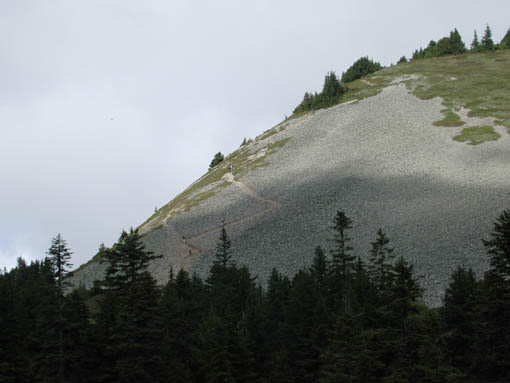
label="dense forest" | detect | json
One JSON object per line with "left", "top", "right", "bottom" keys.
{"left": 1, "top": 208, "right": 510, "bottom": 382}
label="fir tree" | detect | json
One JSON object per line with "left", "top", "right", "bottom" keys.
{"left": 481, "top": 24, "right": 494, "bottom": 51}
{"left": 441, "top": 266, "right": 480, "bottom": 379}
{"left": 483, "top": 209, "right": 510, "bottom": 278}
{"left": 46, "top": 234, "right": 73, "bottom": 383}
{"left": 213, "top": 225, "right": 233, "bottom": 269}
{"left": 330, "top": 211, "right": 355, "bottom": 281}
{"left": 341, "top": 57, "right": 382, "bottom": 83}
{"left": 368, "top": 228, "right": 396, "bottom": 292}
{"left": 471, "top": 30, "right": 480, "bottom": 52}
{"left": 320, "top": 309, "right": 362, "bottom": 383}
{"left": 98, "top": 228, "right": 164, "bottom": 382}
{"left": 209, "top": 152, "right": 224, "bottom": 170}
{"left": 500, "top": 28, "right": 510, "bottom": 50}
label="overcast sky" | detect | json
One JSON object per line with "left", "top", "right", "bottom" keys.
{"left": 1, "top": 0, "right": 509, "bottom": 270}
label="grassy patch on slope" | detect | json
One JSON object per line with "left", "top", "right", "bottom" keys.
{"left": 292, "top": 50, "right": 510, "bottom": 132}
{"left": 432, "top": 109, "right": 465, "bottom": 127}
{"left": 453, "top": 126, "right": 501, "bottom": 145}
{"left": 139, "top": 135, "right": 291, "bottom": 232}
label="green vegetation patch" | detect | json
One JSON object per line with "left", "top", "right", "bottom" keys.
{"left": 290, "top": 50, "right": 510, "bottom": 132}
{"left": 433, "top": 109, "right": 465, "bottom": 127}
{"left": 140, "top": 136, "right": 292, "bottom": 231}
{"left": 453, "top": 125, "right": 501, "bottom": 145}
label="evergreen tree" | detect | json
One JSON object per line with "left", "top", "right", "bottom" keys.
{"left": 341, "top": 57, "right": 382, "bottom": 83}
{"left": 441, "top": 266, "right": 480, "bottom": 380}
{"left": 481, "top": 24, "right": 494, "bottom": 51}
{"left": 330, "top": 211, "right": 355, "bottom": 282}
{"left": 47, "top": 234, "right": 72, "bottom": 294}
{"left": 61, "top": 290, "right": 94, "bottom": 383}
{"left": 368, "top": 228, "right": 396, "bottom": 292}
{"left": 209, "top": 152, "right": 224, "bottom": 170}
{"left": 500, "top": 28, "right": 510, "bottom": 50}
{"left": 397, "top": 56, "right": 407, "bottom": 64}
{"left": 448, "top": 28, "right": 467, "bottom": 54}
{"left": 320, "top": 309, "right": 362, "bottom": 383}
{"left": 97, "top": 228, "right": 164, "bottom": 382}
{"left": 310, "top": 246, "right": 328, "bottom": 288}
{"left": 478, "top": 209, "right": 510, "bottom": 381}
{"left": 101, "top": 228, "right": 161, "bottom": 291}
{"left": 213, "top": 225, "right": 233, "bottom": 269}
{"left": 322, "top": 71, "right": 344, "bottom": 100}
{"left": 483, "top": 209, "right": 510, "bottom": 278}
{"left": 471, "top": 30, "right": 480, "bottom": 52}
{"left": 46, "top": 234, "right": 73, "bottom": 383}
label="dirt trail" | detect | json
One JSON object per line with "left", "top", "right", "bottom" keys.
{"left": 164, "top": 173, "right": 281, "bottom": 270}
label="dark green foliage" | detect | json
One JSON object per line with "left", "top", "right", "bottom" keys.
{"left": 47, "top": 234, "right": 72, "bottom": 294}
{"left": 413, "top": 28, "right": 467, "bottom": 60}
{"left": 397, "top": 56, "right": 407, "bottom": 64}
{"left": 213, "top": 225, "right": 233, "bottom": 269}
{"left": 481, "top": 24, "right": 495, "bottom": 51}
{"left": 96, "top": 228, "right": 165, "bottom": 382}
{"left": 341, "top": 56, "right": 382, "bottom": 83}
{"left": 330, "top": 210, "right": 355, "bottom": 281}
{"left": 320, "top": 309, "right": 363, "bottom": 383}
{"left": 5, "top": 209, "right": 510, "bottom": 382}
{"left": 441, "top": 267, "right": 480, "bottom": 379}
{"left": 209, "top": 152, "right": 224, "bottom": 170}
{"left": 483, "top": 209, "right": 510, "bottom": 278}
{"left": 46, "top": 234, "right": 73, "bottom": 383}
{"left": 471, "top": 30, "right": 481, "bottom": 52}
{"left": 101, "top": 228, "right": 161, "bottom": 290}
{"left": 293, "top": 72, "right": 346, "bottom": 114}
{"left": 368, "top": 228, "right": 396, "bottom": 292}
{"left": 500, "top": 28, "right": 510, "bottom": 50}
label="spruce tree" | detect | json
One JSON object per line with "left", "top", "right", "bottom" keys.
{"left": 209, "top": 152, "right": 225, "bottom": 170}
{"left": 368, "top": 228, "right": 396, "bottom": 292}
{"left": 471, "top": 30, "right": 480, "bottom": 52}
{"left": 481, "top": 24, "right": 494, "bottom": 51}
{"left": 478, "top": 209, "right": 510, "bottom": 380}
{"left": 213, "top": 225, "right": 233, "bottom": 269}
{"left": 46, "top": 234, "right": 73, "bottom": 383}
{"left": 500, "top": 28, "right": 510, "bottom": 50}
{"left": 330, "top": 211, "right": 355, "bottom": 281}
{"left": 441, "top": 266, "right": 480, "bottom": 379}
{"left": 320, "top": 308, "right": 364, "bottom": 383}
{"left": 98, "top": 228, "right": 164, "bottom": 382}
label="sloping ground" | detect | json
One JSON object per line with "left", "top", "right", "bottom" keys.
{"left": 69, "top": 52, "right": 510, "bottom": 306}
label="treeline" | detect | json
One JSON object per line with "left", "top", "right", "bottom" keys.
{"left": 293, "top": 24, "right": 510, "bottom": 116}
{"left": 293, "top": 57, "right": 381, "bottom": 115}
{"left": 411, "top": 25, "right": 510, "bottom": 60}
{"left": 1, "top": 209, "right": 510, "bottom": 382}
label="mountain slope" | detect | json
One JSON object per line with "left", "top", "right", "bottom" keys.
{"left": 70, "top": 50, "right": 510, "bottom": 305}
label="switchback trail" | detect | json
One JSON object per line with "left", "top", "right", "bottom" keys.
{"left": 164, "top": 173, "right": 281, "bottom": 270}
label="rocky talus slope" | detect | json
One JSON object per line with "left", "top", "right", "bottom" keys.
{"left": 70, "top": 83, "right": 510, "bottom": 306}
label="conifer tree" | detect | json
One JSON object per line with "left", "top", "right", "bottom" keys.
{"left": 441, "top": 266, "right": 480, "bottom": 378}
{"left": 483, "top": 209, "right": 510, "bottom": 278}
{"left": 310, "top": 246, "right": 328, "bottom": 287}
{"left": 98, "top": 228, "right": 164, "bottom": 382}
{"left": 213, "top": 225, "right": 233, "bottom": 269}
{"left": 481, "top": 24, "right": 494, "bottom": 51}
{"left": 330, "top": 211, "right": 355, "bottom": 281}
{"left": 209, "top": 152, "right": 224, "bottom": 170}
{"left": 320, "top": 308, "right": 362, "bottom": 383}
{"left": 46, "top": 234, "right": 73, "bottom": 383}
{"left": 368, "top": 228, "right": 396, "bottom": 292}
{"left": 500, "top": 28, "right": 510, "bottom": 49}
{"left": 478, "top": 209, "right": 510, "bottom": 380}
{"left": 471, "top": 30, "right": 480, "bottom": 52}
